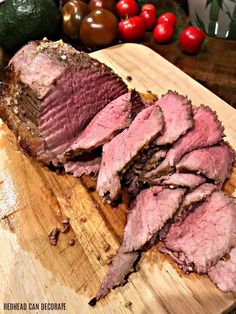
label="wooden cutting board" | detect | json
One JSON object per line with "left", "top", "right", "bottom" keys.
{"left": 0, "top": 44, "right": 235, "bottom": 314}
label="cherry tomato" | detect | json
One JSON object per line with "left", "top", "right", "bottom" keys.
{"left": 180, "top": 26, "right": 205, "bottom": 54}
{"left": 116, "top": 0, "right": 139, "bottom": 19}
{"left": 88, "top": 0, "right": 116, "bottom": 13}
{"left": 80, "top": 9, "right": 119, "bottom": 47}
{"left": 157, "top": 12, "right": 177, "bottom": 28}
{"left": 119, "top": 16, "right": 145, "bottom": 42}
{"left": 141, "top": 4, "right": 156, "bottom": 16}
{"left": 153, "top": 22, "right": 174, "bottom": 43}
{"left": 62, "top": 0, "right": 91, "bottom": 40}
{"left": 140, "top": 10, "right": 156, "bottom": 31}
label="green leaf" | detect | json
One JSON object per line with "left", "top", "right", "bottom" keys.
{"left": 216, "top": 0, "right": 223, "bottom": 9}
{"left": 205, "top": 0, "right": 214, "bottom": 8}
{"left": 195, "top": 12, "right": 206, "bottom": 32}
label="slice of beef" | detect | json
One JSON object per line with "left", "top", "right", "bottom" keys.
{"left": 124, "top": 148, "right": 167, "bottom": 197}
{"left": 148, "top": 173, "right": 206, "bottom": 189}
{"left": 176, "top": 142, "right": 235, "bottom": 184}
{"left": 181, "top": 183, "right": 218, "bottom": 208}
{"left": 158, "top": 183, "right": 218, "bottom": 242}
{"left": 125, "top": 146, "right": 162, "bottom": 180}
{"left": 64, "top": 153, "right": 101, "bottom": 179}
{"left": 165, "top": 191, "right": 236, "bottom": 273}
{"left": 123, "top": 186, "right": 185, "bottom": 252}
{"left": 64, "top": 91, "right": 143, "bottom": 159}
{"left": 95, "top": 247, "right": 139, "bottom": 301}
{"left": 136, "top": 90, "right": 193, "bottom": 185}
{"left": 142, "top": 148, "right": 168, "bottom": 172}
{"left": 127, "top": 148, "right": 168, "bottom": 196}
{"left": 129, "top": 89, "right": 145, "bottom": 118}
{"left": 127, "top": 175, "right": 140, "bottom": 196}
{"left": 153, "top": 105, "right": 224, "bottom": 176}
{"left": 97, "top": 105, "right": 163, "bottom": 201}
{"left": 2, "top": 39, "right": 127, "bottom": 164}
{"left": 155, "top": 91, "right": 193, "bottom": 145}
{"left": 208, "top": 247, "right": 236, "bottom": 293}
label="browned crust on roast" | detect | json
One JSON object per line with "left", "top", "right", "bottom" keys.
{"left": 0, "top": 95, "right": 44, "bottom": 160}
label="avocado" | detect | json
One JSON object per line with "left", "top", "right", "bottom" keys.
{"left": 0, "top": 0, "right": 60, "bottom": 51}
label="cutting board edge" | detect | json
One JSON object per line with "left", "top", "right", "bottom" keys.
{"left": 92, "top": 43, "right": 235, "bottom": 112}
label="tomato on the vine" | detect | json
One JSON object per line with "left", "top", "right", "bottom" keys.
{"left": 180, "top": 26, "right": 205, "bottom": 54}
{"left": 157, "top": 12, "right": 177, "bottom": 28}
{"left": 140, "top": 10, "right": 156, "bottom": 31}
{"left": 119, "top": 16, "right": 145, "bottom": 42}
{"left": 141, "top": 4, "right": 156, "bottom": 15}
{"left": 116, "top": 0, "right": 139, "bottom": 19}
{"left": 153, "top": 22, "right": 174, "bottom": 43}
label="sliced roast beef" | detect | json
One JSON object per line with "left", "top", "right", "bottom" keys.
{"left": 181, "top": 183, "right": 218, "bottom": 208}
{"left": 124, "top": 148, "right": 167, "bottom": 197}
{"left": 63, "top": 92, "right": 145, "bottom": 178}
{"left": 131, "top": 90, "right": 193, "bottom": 187}
{"left": 141, "top": 148, "right": 168, "bottom": 172}
{"left": 148, "top": 173, "right": 206, "bottom": 189}
{"left": 153, "top": 105, "right": 224, "bottom": 176}
{"left": 155, "top": 91, "right": 193, "bottom": 145}
{"left": 64, "top": 91, "right": 143, "bottom": 159}
{"left": 176, "top": 142, "right": 235, "bottom": 184}
{"left": 158, "top": 183, "right": 218, "bottom": 242}
{"left": 97, "top": 105, "right": 163, "bottom": 201}
{"left": 129, "top": 89, "right": 145, "bottom": 118}
{"left": 64, "top": 154, "right": 101, "bottom": 179}
{"left": 123, "top": 186, "right": 185, "bottom": 252}
{"left": 208, "top": 247, "right": 236, "bottom": 293}
{"left": 64, "top": 93, "right": 132, "bottom": 157}
{"left": 2, "top": 39, "right": 127, "bottom": 164}
{"left": 95, "top": 247, "right": 139, "bottom": 301}
{"left": 165, "top": 191, "right": 236, "bottom": 273}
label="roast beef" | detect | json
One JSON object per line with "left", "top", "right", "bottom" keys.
{"left": 126, "top": 89, "right": 193, "bottom": 190}
{"left": 64, "top": 91, "right": 142, "bottom": 159}
{"left": 165, "top": 191, "right": 236, "bottom": 273}
{"left": 1, "top": 39, "right": 127, "bottom": 164}
{"left": 95, "top": 247, "right": 139, "bottom": 301}
{"left": 181, "top": 183, "right": 218, "bottom": 208}
{"left": 153, "top": 105, "right": 224, "bottom": 176}
{"left": 176, "top": 142, "right": 235, "bottom": 184}
{"left": 124, "top": 148, "right": 167, "bottom": 197}
{"left": 158, "top": 183, "right": 218, "bottom": 242}
{"left": 141, "top": 148, "right": 168, "bottom": 173}
{"left": 208, "top": 247, "right": 236, "bottom": 293}
{"left": 64, "top": 154, "right": 101, "bottom": 179}
{"left": 155, "top": 91, "right": 193, "bottom": 145}
{"left": 147, "top": 173, "right": 206, "bottom": 189}
{"left": 97, "top": 105, "right": 163, "bottom": 201}
{"left": 123, "top": 186, "right": 185, "bottom": 252}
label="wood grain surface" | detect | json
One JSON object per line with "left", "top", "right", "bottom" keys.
{"left": 144, "top": 35, "right": 236, "bottom": 110}
{"left": 0, "top": 44, "right": 235, "bottom": 314}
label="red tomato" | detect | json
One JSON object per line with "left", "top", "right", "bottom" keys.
{"left": 140, "top": 10, "right": 156, "bottom": 31}
{"left": 157, "top": 12, "right": 177, "bottom": 27}
{"left": 119, "top": 16, "right": 145, "bottom": 42}
{"left": 180, "top": 26, "right": 205, "bottom": 54}
{"left": 153, "top": 22, "right": 174, "bottom": 43}
{"left": 141, "top": 4, "right": 156, "bottom": 15}
{"left": 116, "top": 0, "right": 139, "bottom": 19}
